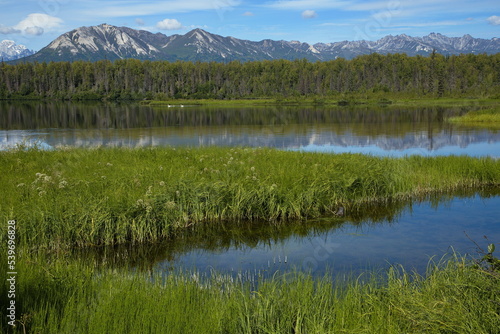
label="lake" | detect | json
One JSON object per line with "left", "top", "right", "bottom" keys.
{"left": 2, "top": 101, "right": 499, "bottom": 276}
{"left": 1, "top": 101, "right": 499, "bottom": 157}
{"left": 69, "top": 190, "right": 500, "bottom": 278}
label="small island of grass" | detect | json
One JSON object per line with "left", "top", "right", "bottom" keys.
{"left": 448, "top": 108, "right": 500, "bottom": 128}
{"left": 1, "top": 146, "right": 499, "bottom": 250}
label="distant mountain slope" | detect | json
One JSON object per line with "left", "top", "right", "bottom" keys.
{"left": 12, "top": 24, "right": 500, "bottom": 63}
{"left": 0, "top": 40, "right": 35, "bottom": 61}
{"left": 25, "top": 24, "right": 168, "bottom": 62}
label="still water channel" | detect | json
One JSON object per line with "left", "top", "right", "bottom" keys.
{"left": 1, "top": 101, "right": 499, "bottom": 157}
{"left": 2, "top": 101, "right": 499, "bottom": 276}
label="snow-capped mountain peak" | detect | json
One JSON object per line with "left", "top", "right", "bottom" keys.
{"left": 0, "top": 40, "right": 35, "bottom": 61}
{"left": 12, "top": 24, "right": 500, "bottom": 63}
{"left": 45, "top": 23, "right": 162, "bottom": 59}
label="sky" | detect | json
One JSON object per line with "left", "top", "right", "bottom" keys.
{"left": 0, "top": 0, "right": 499, "bottom": 51}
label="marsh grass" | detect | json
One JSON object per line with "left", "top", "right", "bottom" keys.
{"left": 1, "top": 252, "right": 499, "bottom": 333}
{"left": 448, "top": 108, "right": 500, "bottom": 128}
{"left": 1, "top": 146, "right": 499, "bottom": 249}
{"left": 142, "top": 97, "right": 500, "bottom": 108}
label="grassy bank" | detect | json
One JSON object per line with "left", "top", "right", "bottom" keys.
{"left": 1, "top": 147, "right": 499, "bottom": 249}
{"left": 141, "top": 97, "right": 364, "bottom": 107}
{"left": 448, "top": 108, "right": 500, "bottom": 128}
{"left": 1, "top": 253, "right": 499, "bottom": 333}
{"left": 141, "top": 97, "right": 500, "bottom": 107}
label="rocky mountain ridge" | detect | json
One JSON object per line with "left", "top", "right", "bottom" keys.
{"left": 12, "top": 24, "right": 500, "bottom": 63}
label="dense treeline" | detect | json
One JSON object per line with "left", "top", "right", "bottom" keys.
{"left": 1, "top": 53, "right": 499, "bottom": 100}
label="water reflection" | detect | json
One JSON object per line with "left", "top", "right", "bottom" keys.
{"left": 1, "top": 101, "right": 499, "bottom": 157}
{"left": 70, "top": 189, "right": 500, "bottom": 276}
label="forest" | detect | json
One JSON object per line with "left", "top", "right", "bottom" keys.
{"left": 1, "top": 52, "right": 499, "bottom": 100}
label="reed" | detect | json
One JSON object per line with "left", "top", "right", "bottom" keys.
{"left": 142, "top": 97, "right": 500, "bottom": 108}
{"left": 1, "top": 146, "right": 499, "bottom": 249}
{"left": 448, "top": 108, "right": 500, "bottom": 128}
{"left": 1, "top": 252, "right": 499, "bottom": 333}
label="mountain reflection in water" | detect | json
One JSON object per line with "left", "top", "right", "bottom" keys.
{"left": 0, "top": 101, "right": 499, "bottom": 157}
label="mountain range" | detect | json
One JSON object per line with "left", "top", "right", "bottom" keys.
{"left": 10, "top": 23, "right": 500, "bottom": 63}
{"left": 0, "top": 40, "right": 35, "bottom": 61}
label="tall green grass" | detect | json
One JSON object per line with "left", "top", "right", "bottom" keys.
{"left": 1, "top": 146, "right": 499, "bottom": 249}
{"left": 142, "top": 97, "right": 500, "bottom": 108}
{"left": 1, "top": 252, "right": 499, "bottom": 333}
{"left": 448, "top": 108, "right": 500, "bottom": 128}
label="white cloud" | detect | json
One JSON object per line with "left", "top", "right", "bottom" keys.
{"left": 135, "top": 18, "right": 145, "bottom": 26}
{"left": 0, "top": 13, "right": 62, "bottom": 36}
{"left": 487, "top": 15, "right": 500, "bottom": 25}
{"left": 302, "top": 10, "right": 317, "bottom": 18}
{"left": 14, "top": 13, "right": 63, "bottom": 35}
{"left": 24, "top": 26, "right": 44, "bottom": 36}
{"left": 0, "top": 25, "right": 20, "bottom": 34}
{"left": 243, "top": 11, "right": 254, "bottom": 16}
{"left": 156, "top": 18, "right": 183, "bottom": 30}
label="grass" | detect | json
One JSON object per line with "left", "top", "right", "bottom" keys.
{"left": 142, "top": 97, "right": 351, "bottom": 107}
{"left": 1, "top": 146, "right": 499, "bottom": 249}
{"left": 448, "top": 108, "right": 500, "bottom": 128}
{"left": 141, "top": 96, "right": 500, "bottom": 108}
{"left": 1, "top": 252, "right": 499, "bottom": 333}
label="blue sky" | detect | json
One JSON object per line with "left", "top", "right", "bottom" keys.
{"left": 1, "top": 0, "right": 499, "bottom": 51}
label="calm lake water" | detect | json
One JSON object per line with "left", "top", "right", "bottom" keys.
{"left": 2, "top": 101, "right": 499, "bottom": 276}
{"left": 73, "top": 191, "right": 500, "bottom": 277}
{"left": 1, "top": 101, "right": 499, "bottom": 157}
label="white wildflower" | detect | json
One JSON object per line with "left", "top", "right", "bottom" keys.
{"left": 165, "top": 201, "right": 176, "bottom": 209}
